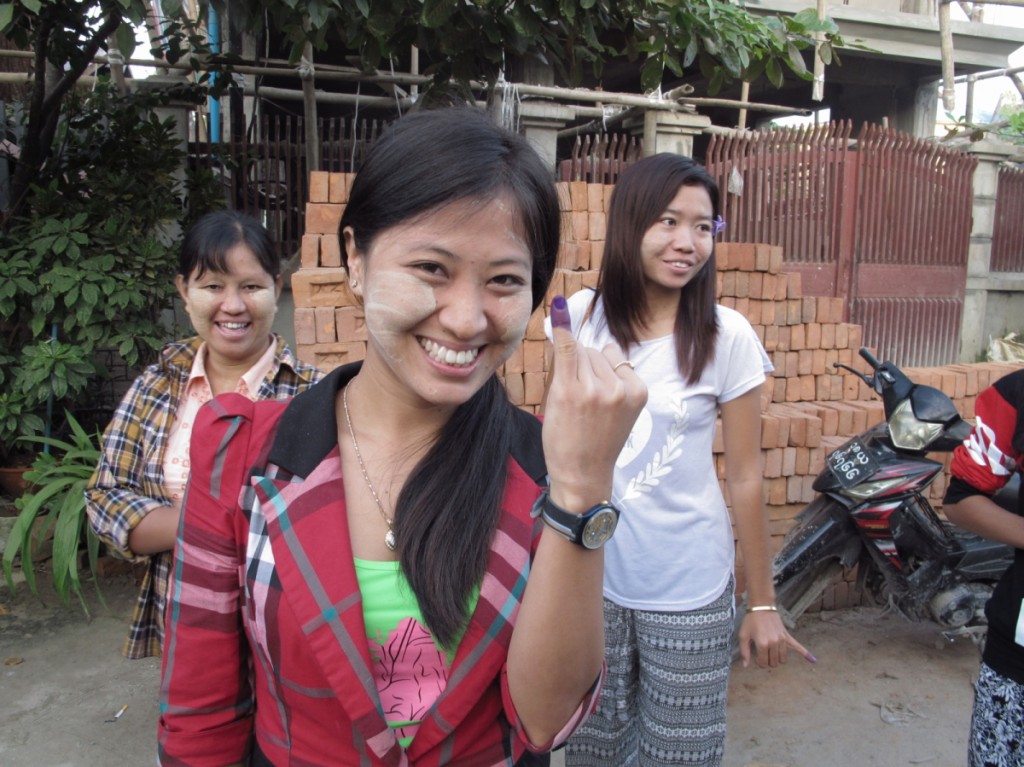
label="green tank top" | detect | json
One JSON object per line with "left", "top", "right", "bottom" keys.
{"left": 354, "top": 558, "right": 479, "bottom": 747}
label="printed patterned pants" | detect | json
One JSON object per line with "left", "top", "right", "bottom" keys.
{"left": 968, "top": 661, "right": 1024, "bottom": 767}
{"left": 564, "top": 581, "right": 735, "bottom": 766}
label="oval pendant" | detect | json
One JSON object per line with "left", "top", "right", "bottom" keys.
{"left": 385, "top": 529, "right": 397, "bottom": 551}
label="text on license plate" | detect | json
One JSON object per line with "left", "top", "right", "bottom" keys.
{"left": 827, "top": 440, "right": 880, "bottom": 489}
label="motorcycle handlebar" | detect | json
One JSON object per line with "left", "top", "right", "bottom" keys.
{"left": 859, "top": 347, "right": 882, "bottom": 370}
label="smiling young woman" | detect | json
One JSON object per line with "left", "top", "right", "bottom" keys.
{"left": 157, "top": 108, "right": 647, "bottom": 767}
{"left": 85, "top": 211, "right": 323, "bottom": 661}
{"left": 554, "top": 154, "right": 814, "bottom": 767}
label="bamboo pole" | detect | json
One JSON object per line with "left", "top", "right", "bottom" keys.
{"left": 813, "top": 0, "right": 826, "bottom": 102}
{"left": 0, "top": 47, "right": 815, "bottom": 118}
{"left": 939, "top": 0, "right": 956, "bottom": 111}
{"left": 953, "top": 63, "right": 1024, "bottom": 82}
{"left": 676, "top": 96, "right": 812, "bottom": 115}
{"left": 106, "top": 35, "right": 128, "bottom": 96}
{"left": 965, "top": 73, "right": 975, "bottom": 123}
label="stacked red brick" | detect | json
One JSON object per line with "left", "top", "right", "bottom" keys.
{"left": 292, "top": 171, "right": 1022, "bottom": 611}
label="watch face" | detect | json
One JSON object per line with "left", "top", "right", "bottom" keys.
{"left": 581, "top": 508, "right": 619, "bottom": 549}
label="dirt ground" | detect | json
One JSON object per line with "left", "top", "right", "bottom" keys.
{"left": 0, "top": 570, "right": 981, "bottom": 767}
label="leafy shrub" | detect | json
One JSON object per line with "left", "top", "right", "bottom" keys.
{"left": 0, "top": 83, "right": 213, "bottom": 461}
{"left": 2, "top": 413, "right": 103, "bottom": 612}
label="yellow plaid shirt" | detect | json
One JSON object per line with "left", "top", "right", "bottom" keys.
{"left": 84, "top": 335, "right": 322, "bottom": 658}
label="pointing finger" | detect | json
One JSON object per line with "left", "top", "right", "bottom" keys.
{"left": 788, "top": 634, "right": 817, "bottom": 664}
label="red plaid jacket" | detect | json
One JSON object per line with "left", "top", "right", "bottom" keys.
{"left": 158, "top": 365, "right": 600, "bottom": 766}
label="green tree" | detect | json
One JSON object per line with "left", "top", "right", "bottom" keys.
{"left": 207, "top": 0, "right": 843, "bottom": 97}
{"left": 0, "top": 84, "right": 195, "bottom": 458}
{"left": 0, "top": 2, "right": 219, "bottom": 460}
{"left": 0, "top": 0, "right": 151, "bottom": 218}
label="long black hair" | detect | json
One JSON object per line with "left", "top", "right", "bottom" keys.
{"left": 596, "top": 153, "right": 721, "bottom": 384}
{"left": 340, "top": 107, "right": 560, "bottom": 646}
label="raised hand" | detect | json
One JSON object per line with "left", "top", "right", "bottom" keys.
{"left": 542, "top": 295, "right": 647, "bottom": 512}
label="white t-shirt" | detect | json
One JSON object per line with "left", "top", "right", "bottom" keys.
{"left": 547, "top": 290, "right": 773, "bottom": 611}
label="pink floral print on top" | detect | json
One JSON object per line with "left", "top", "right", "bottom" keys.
{"left": 370, "top": 616, "right": 449, "bottom": 742}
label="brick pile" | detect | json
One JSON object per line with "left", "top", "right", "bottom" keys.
{"left": 291, "top": 171, "right": 1022, "bottom": 611}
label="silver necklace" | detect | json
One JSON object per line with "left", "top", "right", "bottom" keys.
{"left": 342, "top": 384, "right": 397, "bottom": 551}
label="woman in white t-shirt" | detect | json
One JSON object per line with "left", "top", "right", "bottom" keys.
{"left": 557, "top": 154, "right": 814, "bottom": 767}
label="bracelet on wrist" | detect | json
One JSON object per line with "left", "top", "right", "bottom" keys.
{"left": 747, "top": 604, "right": 778, "bottom": 613}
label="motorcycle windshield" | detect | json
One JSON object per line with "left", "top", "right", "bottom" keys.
{"left": 910, "top": 384, "right": 961, "bottom": 424}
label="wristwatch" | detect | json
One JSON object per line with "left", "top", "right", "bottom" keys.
{"left": 530, "top": 490, "right": 620, "bottom": 549}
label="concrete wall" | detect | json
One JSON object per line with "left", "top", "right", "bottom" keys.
{"left": 960, "top": 141, "right": 1024, "bottom": 362}
{"left": 985, "top": 289, "right": 1024, "bottom": 345}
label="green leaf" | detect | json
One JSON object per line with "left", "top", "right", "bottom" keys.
{"left": 81, "top": 282, "right": 100, "bottom": 306}
{"left": 786, "top": 42, "right": 808, "bottom": 76}
{"left": 640, "top": 56, "right": 664, "bottom": 93}
{"left": 52, "top": 487, "right": 88, "bottom": 603}
{"left": 766, "top": 57, "right": 784, "bottom": 88}
{"left": 421, "top": 0, "right": 455, "bottom": 28}
{"left": 114, "top": 23, "right": 137, "bottom": 61}
{"left": 682, "top": 35, "right": 698, "bottom": 68}
{"left": 819, "top": 41, "right": 833, "bottom": 66}
{"left": 307, "top": 1, "right": 330, "bottom": 29}
{"left": 3, "top": 479, "right": 68, "bottom": 592}
{"left": 791, "top": 9, "right": 820, "bottom": 28}
{"left": 0, "top": 4, "right": 15, "bottom": 32}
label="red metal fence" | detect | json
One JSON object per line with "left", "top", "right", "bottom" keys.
{"left": 705, "top": 122, "right": 977, "bottom": 367}
{"left": 992, "top": 165, "right": 1024, "bottom": 273}
{"left": 558, "top": 132, "right": 643, "bottom": 183}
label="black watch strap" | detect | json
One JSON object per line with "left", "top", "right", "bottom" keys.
{"left": 530, "top": 490, "right": 620, "bottom": 549}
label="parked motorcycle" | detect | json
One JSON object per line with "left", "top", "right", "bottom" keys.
{"left": 768, "top": 347, "right": 1015, "bottom": 646}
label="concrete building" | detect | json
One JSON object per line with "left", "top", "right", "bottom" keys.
{"left": 677, "top": 0, "right": 1024, "bottom": 137}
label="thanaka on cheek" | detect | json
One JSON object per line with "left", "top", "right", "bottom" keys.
{"left": 363, "top": 271, "right": 437, "bottom": 364}
{"left": 495, "top": 293, "right": 533, "bottom": 359}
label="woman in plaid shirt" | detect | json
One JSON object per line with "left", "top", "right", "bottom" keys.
{"left": 85, "top": 210, "right": 323, "bottom": 659}
{"left": 157, "top": 108, "right": 647, "bottom": 766}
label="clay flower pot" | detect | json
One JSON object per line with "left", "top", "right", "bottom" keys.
{"left": 0, "top": 465, "right": 33, "bottom": 500}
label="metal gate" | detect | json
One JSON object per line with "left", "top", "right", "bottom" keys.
{"left": 705, "top": 122, "right": 977, "bottom": 367}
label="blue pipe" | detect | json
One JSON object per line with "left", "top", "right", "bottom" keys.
{"left": 208, "top": 6, "right": 221, "bottom": 143}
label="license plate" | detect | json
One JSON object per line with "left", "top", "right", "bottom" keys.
{"left": 827, "top": 439, "right": 880, "bottom": 489}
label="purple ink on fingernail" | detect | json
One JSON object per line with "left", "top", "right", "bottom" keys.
{"left": 551, "top": 295, "right": 571, "bottom": 332}
{"left": 806, "top": 653, "right": 817, "bottom": 664}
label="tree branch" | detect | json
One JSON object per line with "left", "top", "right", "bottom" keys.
{"left": 40, "top": 11, "right": 124, "bottom": 118}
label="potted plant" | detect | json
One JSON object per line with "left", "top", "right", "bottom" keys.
{"left": 0, "top": 390, "right": 46, "bottom": 497}
{"left": 2, "top": 412, "right": 103, "bottom": 612}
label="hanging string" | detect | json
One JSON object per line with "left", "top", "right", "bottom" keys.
{"left": 389, "top": 57, "right": 403, "bottom": 117}
{"left": 496, "top": 73, "right": 521, "bottom": 133}
{"left": 601, "top": 104, "right": 616, "bottom": 131}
